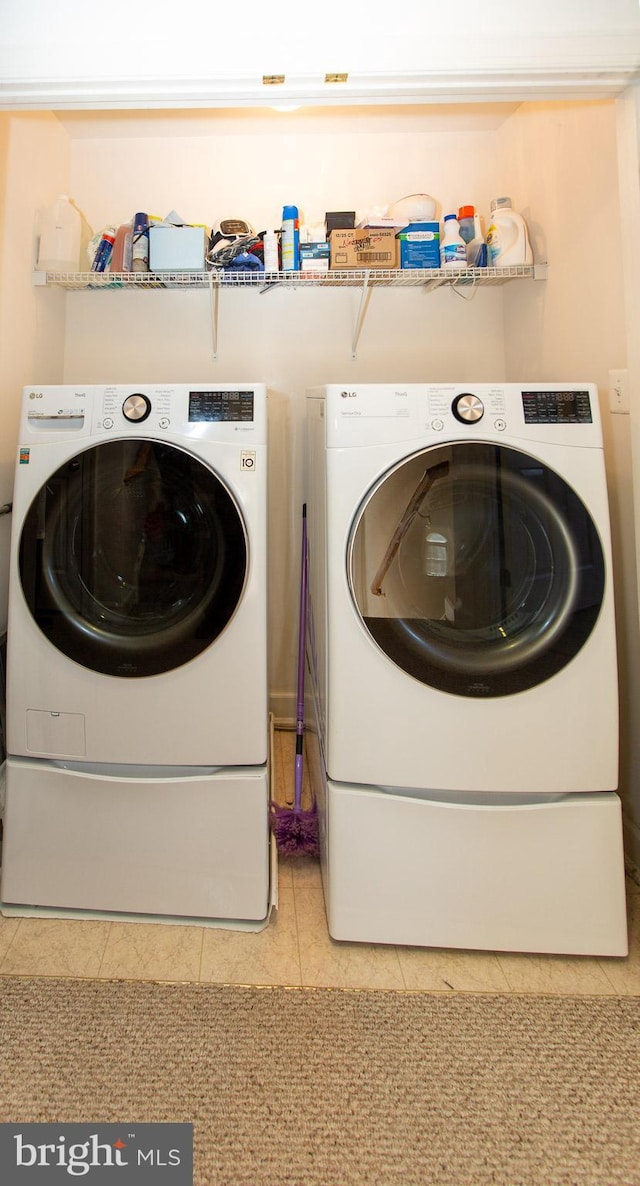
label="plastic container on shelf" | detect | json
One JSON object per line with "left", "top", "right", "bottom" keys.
{"left": 36, "top": 194, "right": 81, "bottom": 272}
{"left": 388, "top": 194, "right": 438, "bottom": 224}
{"left": 110, "top": 222, "right": 133, "bottom": 271}
{"left": 466, "top": 212, "right": 487, "bottom": 267}
{"left": 263, "top": 229, "right": 279, "bottom": 272}
{"left": 90, "top": 227, "right": 116, "bottom": 273}
{"left": 486, "top": 197, "right": 533, "bottom": 266}
{"left": 132, "top": 212, "right": 150, "bottom": 272}
{"left": 281, "top": 205, "right": 300, "bottom": 272}
{"left": 457, "top": 205, "right": 475, "bottom": 246}
{"left": 440, "top": 214, "right": 467, "bottom": 269}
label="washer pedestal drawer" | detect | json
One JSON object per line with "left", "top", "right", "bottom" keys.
{"left": 1, "top": 756, "right": 271, "bottom": 924}
{"left": 322, "top": 778, "right": 628, "bottom": 956}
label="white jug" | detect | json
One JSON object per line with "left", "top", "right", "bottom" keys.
{"left": 36, "top": 194, "right": 81, "bottom": 272}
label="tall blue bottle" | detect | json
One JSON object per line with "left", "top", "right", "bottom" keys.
{"left": 281, "top": 205, "right": 300, "bottom": 271}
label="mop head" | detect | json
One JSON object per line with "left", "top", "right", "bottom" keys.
{"left": 270, "top": 801, "right": 319, "bottom": 857}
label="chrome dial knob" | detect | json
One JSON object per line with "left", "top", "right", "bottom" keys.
{"left": 452, "top": 393, "right": 484, "bottom": 423}
{"left": 122, "top": 393, "right": 151, "bottom": 422}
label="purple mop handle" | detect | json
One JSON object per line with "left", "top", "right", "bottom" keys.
{"left": 294, "top": 504, "right": 308, "bottom": 811}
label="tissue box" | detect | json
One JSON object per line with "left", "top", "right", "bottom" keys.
{"left": 330, "top": 228, "right": 398, "bottom": 269}
{"left": 149, "top": 225, "right": 207, "bottom": 272}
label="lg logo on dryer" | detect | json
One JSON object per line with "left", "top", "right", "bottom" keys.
{"left": 340, "top": 390, "right": 357, "bottom": 398}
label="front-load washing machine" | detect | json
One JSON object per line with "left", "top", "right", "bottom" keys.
{"left": 1, "top": 383, "right": 270, "bottom": 923}
{"left": 305, "top": 382, "right": 628, "bottom": 955}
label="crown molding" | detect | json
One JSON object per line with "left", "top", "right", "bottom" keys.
{"left": 0, "top": 37, "right": 638, "bottom": 110}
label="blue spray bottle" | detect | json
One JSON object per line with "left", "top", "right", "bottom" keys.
{"left": 281, "top": 205, "right": 300, "bottom": 271}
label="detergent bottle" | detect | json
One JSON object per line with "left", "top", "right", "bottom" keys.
{"left": 486, "top": 197, "right": 533, "bottom": 266}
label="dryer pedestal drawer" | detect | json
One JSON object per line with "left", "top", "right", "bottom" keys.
{"left": 1, "top": 756, "right": 270, "bottom": 924}
{"left": 323, "top": 779, "right": 628, "bottom": 956}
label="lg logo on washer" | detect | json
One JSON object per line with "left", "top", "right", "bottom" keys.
{"left": 340, "top": 390, "right": 357, "bottom": 398}
{"left": 28, "top": 391, "right": 43, "bottom": 399}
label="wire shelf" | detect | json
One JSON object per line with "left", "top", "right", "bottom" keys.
{"left": 34, "top": 265, "right": 540, "bottom": 291}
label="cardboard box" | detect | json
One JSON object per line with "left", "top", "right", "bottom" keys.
{"left": 330, "top": 228, "right": 398, "bottom": 269}
{"left": 149, "top": 225, "right": 207, "bottom": 272}
{"left": 397, "top": 222, "right": 441, "bottom": 268}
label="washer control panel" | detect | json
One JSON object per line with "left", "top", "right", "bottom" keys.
{"left": 19, "top": 384, "right": 267, "bottom": 444}
{"left": 95, "top": 385, "right": 261, "bottom": 438}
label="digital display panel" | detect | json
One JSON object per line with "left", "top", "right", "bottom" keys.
{"left": 188, "top": 390, "right": 254, "bottom": 423}
{"left": 522, "top": 390, "right": 592, "bottom": 425}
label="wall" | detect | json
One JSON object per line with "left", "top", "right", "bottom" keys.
{"left": 0, "top": 111, "right": 71, "bottom": 630}
{"left": 496, "top": 98, "right": 640, "bottom": 861}
{"left": 616, "top": 86, "right": 640, "bottom": 867}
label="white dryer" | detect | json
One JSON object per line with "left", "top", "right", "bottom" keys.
{"left": 1, "top": 383, "right": 270, "bottom": 923}
{"left": 305, "top": 383, "right": 628, "bottom": 955}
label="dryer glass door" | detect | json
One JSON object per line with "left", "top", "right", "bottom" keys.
{"left": 19, "top": 439, "right": 248, "bottom": 677}
{"left": 347, "top": 442, "right": 605, "bottom": 697}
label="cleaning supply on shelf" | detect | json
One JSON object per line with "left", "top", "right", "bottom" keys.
{"left": 486, "top": 197, "right": 533, "bottom": 266}
{"left": 36, "top": 194, "right": 81, "bottom": 272}
{"left": 90, "top": 226, "right": 116, "bottom": 273}
{"left": 440, "top": 214, "right": 467, "bottom": 269}
{"left": 132, "top": 212, "right": 150, "bottom": 272}
{"left": 281, "top": 205, "right": 300, "bottom": 272}
{"left": 457, "top": 205, "right": 475, "bottom": 248}
{"left": 397, "top": 221, "right": 441, "bottom": 268}
{"left": 110, "top": 221, "right": 133, "bottom": 271}
{"left": 466, "top": 212, "right": 488, "bottom": 267}
{"left": 263, "top": 229, "right": 279, "bottom": 273}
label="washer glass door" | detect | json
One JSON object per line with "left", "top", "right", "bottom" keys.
{"left": 347, "top": 442, "right": 605, "bottom": 697}
{"left": 19, "top": 439, "right": 248, "bottom": 677}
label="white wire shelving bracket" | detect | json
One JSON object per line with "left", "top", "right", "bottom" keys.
{"left": 33, "top": 264, "right": 547, "bottom": 359}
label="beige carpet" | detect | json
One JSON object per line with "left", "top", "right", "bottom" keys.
{"left": 1, "top": 977, "right": 639, "bottom": 1186}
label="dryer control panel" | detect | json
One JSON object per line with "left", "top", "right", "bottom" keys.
{"left": 316, "top": 383, "right": 602, "bottom": 450}
{"left": 521, "top": 389, "right": 593, "bottom": 424}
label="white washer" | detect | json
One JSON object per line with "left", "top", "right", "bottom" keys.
{"left": 1, "top": 383, "right": 270, "bottom": 923}
{"left": 305, "top": 382, "right": 628, "bottom": 955}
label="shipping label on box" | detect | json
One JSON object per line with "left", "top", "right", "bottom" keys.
{"left": 330, "top": 228, "right": 398, "bottom": 269}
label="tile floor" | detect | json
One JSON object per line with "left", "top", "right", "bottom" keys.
{"left": 0, "top": 729, "right": 639, "bottom": 995}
